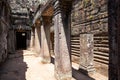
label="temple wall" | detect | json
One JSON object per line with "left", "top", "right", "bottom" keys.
{"left": 0, "top": 1, "right": 11, "bottom": 63}
{"left": 71, "top": 0, "right": 108, "bottom": 76}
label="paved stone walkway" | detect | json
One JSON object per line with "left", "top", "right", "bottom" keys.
{"left": 0, "top": 50, "right": 56, "bottom": 80}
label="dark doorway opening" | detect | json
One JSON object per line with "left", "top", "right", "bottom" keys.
{"left": 16, "top": 32, "right": 27, "bottom": 50}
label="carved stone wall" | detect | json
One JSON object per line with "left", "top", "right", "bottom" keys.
{"left": 71, "top": 0, "right": 109, "bottom": 76}
{"left": 71, "top": 0, "right": 108, "bottom": 35}
{"left": 0, "top": 21, "right": 8, "bottom": 63}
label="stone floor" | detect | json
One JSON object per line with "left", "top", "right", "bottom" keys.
{"left": 0, "top": 50, "right": 108, "bottom": 80}
{"left": 0, "top": 50, "right": 56, "bottom": 80}
{"left": 72, "top": 63, "right": 108, "bottom": 80}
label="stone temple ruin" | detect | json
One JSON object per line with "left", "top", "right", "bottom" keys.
{"left": 0, "top": 0, "right": 120, "bottom": 80}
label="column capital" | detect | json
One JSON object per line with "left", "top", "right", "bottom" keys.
{"left": 52, "top": 0, "right": 61, "bottom": 16}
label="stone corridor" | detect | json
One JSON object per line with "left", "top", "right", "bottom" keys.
{"left": 0, "top": 50, "right": 56, "bottom": 80}
{"left": 1, "top": 0, "right": 120, "bottom": 80}
{"left": 0, "top": 50, "right": 108, "bottom": 80}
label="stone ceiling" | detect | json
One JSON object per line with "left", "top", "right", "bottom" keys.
{"left": 8, "top": 0, "right": 49, "bottom": 27}
{"left": 8, "top": 0, "right": 42, "bottom": 27}
{"left": 9, "top": 0, "right": 40, "bottom": 13}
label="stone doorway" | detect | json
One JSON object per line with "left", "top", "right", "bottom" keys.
{"left": 16, "top": 32, "right": 27, "bottom": 50}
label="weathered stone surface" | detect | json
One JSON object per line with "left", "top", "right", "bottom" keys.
{"left": 9, "top": 0, "right": 40, "bottom": 12}
{"left": 71, "top": 0, "right": 108, "bottom": 35}
{"left": 71, "top": 0, "right": 109, "bottom": 77}
{"left": 53, "top": 13, "right": 72, "bottom": 80}
{"left": 0, "top": 22, "right": 8, "bottom": 63}
{"left": 53, "top": 0, "right": 72, "bottom": 79}
{"left": 79, "top": 34, "right": 94, "bottom": 74}
{"left": 29, "top": 28, "right": 35, "bottom": 49}
{"left": 0, "top": 1, "right": 11, "bottom": 63}
{"left": 7, "top": 30, "right": 15, "bottom": 54}
{"left": 26, "top": 31, "right": 31, "bottom": 49}
{"left": 41, "top": 23, "right": 50, "bottom": 63}
{"left": 34, "top": 27, "right": 41, "bottom": 54}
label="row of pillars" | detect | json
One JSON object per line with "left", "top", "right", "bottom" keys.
{"left": 38, "top": 0, "right": 94, "bottom": 80}
{"left": 33, "top": 0, "right": 120, "bottom": 80}
{"left": 53, "top": 0, "right": 72, "bottom": 79}
{"left": 31, "top": 0, "right": 73, "bottom": 79}
{"left": 44, "top": 1, "right": 92, "bottom": 80}
{"left": 53, "top": 0, "right": 95, "bottom": 79}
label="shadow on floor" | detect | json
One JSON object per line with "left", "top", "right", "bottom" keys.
{"left": 51, "top": 56, "right": 55, "bottom": 64}
{"left": 51, "top": 56, "right": 95, "bottom": 80}
{"left": 0, "top": 50, "right": 27, "bottom": 80}
{"left": 72, "top": 68, "right": 95, "bottom": 80}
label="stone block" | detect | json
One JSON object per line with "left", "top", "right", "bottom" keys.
{"left": 79, "top": 33, "right": 95, "bottom": 74}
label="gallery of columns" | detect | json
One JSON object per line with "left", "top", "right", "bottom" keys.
{"left": 1, "top": 0, "right": 120, "bottom": 80}
{"left": 31, "top": 0, "right": 120, "bottom": 80}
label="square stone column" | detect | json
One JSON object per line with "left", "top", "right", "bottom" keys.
{"left": 34, "top": 27, "right": 41, "bottom": 54}
{"left": 41, "top": 24, "right": 50, "bottom": 63}
{"left": 30, "top": 27, "right": 35, "bottom": 49}
{"left": 53, "top": 0, "right": 72, "bottom": 80}
{"left": 79, "top": 34, "right": 94, "bottom": 74}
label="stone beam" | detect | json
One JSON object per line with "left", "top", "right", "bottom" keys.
{"left": 11, "top": 15, "right": 29, "bottom": 19}
{"left": 32, "top": 0, "right": 53, "bottom": 25}
{"left": 12, "top": 18, "right": 28, "bottom": 21}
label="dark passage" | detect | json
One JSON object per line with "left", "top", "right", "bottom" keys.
{"left": 16, "top": 32, "right": 27, "bottom": 50}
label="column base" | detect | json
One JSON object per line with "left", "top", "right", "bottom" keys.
{"left": 41, "top": 58, "right": 50, "bottom": 64}
{"left": 55, "top": 71, "right": 72, "bottom": 80}
{"left": 79, "top": 65, "right": 95, "bottom": 75}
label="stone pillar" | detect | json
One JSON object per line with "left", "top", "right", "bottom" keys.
{"left": 30, "top": 27, "right": 35, "bottom": 49}
{"left": 41, "top": 23, "right": 50, "bottom": 63}
{"left": 79, "top": 34, "right": 94, "bottom": 74}
{"left": 53, "top": 0, "right": 72, "bottom": 80}
{"left": 34, "top": 27, "right": 41, "bottom": 54}
{"left": 26, "top": 31, "right": 31, "bottom": 49}
{"left": 108, "top": 0, "right": 120, "bottom": 80}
